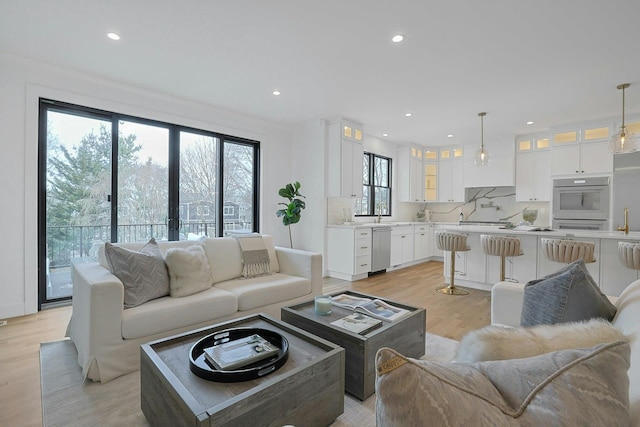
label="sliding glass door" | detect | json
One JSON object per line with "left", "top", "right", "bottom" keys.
{"left": 38, "top": 100, "right": 259, "bottom": 309}
{"left": 42, "top": 109, "right": 112, "bottom": 302}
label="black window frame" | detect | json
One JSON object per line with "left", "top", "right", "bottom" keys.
{"left": 356, "top": 152, "right": 392, "bottom": 217}
{"left": 37, "top": 98, "right": 260, "bottom": 309}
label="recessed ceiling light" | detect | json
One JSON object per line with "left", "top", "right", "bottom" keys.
{"left": 404, "top": 112, "right": 413, "bottom": 117}
{"left": 107, "top": 32, "right": 120, "bottom": 41}
{"left": 526, "top": 121, "right": 534, "bottom": 125}
{"left": 447, "top": 134, "right": 453, "bottom": 138}
{"left": 383, "top": 133, "right": 389, "bottom": 137}
{"left": 392, "top": 34, "right": 404, "bottom": 43}
{"left": 272, "top": 90, "right": 281, "bottom": 96}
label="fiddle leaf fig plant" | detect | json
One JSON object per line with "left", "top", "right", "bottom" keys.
{"left": 276, "top": 181, "right": 306, "bottom": 248}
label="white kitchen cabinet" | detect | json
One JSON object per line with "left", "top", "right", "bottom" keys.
{"left": 423, "top": 161, "right": 438, "bottom": 202}
{"left": 438, "top": 147, "right": 464, "bottom": 202}
{"left": 327, "top": 119, "right": 364, "bottom": 198}
{"left": 463, "top": 139, "right": 515, "bottom": 187}
{"left": 551, "top": 140, "right": 612, "bottom": 176}
{"left": 485, "top": 234, "right": 538, "bottom": 284}
{"left": 341, "top": 139, "right": 364, "bottom": 198}
{"left": 599, "top": 239, "right": 639, "bottom": 296}
{"left": 413, "top": 224, "right": 432, "bottom": 259}
{"left": 390, "top": 225, "right": 414, "bottom": 267}
{"left": 397, "top": 146, "right": 424, "bottom": 202}
{"left": 515, "top": 150, "right": 551, "bottom": 202}
{"left": 326, "top": 227, "right": 372, "bottom": 280}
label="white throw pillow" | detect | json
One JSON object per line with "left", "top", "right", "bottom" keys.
{"left": 455, "top": 318, "right": 625, "bottom": 363}
{"left": 164, "top": 245, "right": 214, "bottom": 297}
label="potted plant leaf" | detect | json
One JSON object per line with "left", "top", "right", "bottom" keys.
{"left": 276, "top": 181, "right": 306, "bottom": 248}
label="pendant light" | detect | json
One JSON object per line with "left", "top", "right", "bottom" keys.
{"left": 610, "top": 83, "right": 638, "bottom": 154}
{"left": 474, "top": 112, "right": 490, "bottom": 166}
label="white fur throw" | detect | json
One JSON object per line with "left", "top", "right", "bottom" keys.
{"left": 455, "top": 318, "right": 626, "bottom": 363}
{"left": 164, "top": 245, "right": 214, "bottom": 297}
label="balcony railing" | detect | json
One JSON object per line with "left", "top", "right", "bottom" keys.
{"left": 46, "top": 221, "right": 251, "bottom": 268}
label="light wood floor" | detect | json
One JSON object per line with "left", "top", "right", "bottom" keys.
{"left": 0, "top": 260, "right": 490, "bottom": 427}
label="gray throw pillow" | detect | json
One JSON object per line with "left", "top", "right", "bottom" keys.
{"left": 521, "top": 259, "right": 616, "bottom": 326}
{"left": 104, "top": 238, "right": 170, "bottom": 308}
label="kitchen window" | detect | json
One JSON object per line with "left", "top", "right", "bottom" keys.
{"left": 355, "top": 152, "right": 391, "bottom": 217}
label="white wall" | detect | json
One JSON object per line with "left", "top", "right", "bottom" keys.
{"left": 0, "top": 52, "right": 295, "bottom": 319}
{"left": 290, "top": 119, "right": 327, "bottom": 254}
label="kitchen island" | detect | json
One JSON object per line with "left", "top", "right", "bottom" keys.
{"left": 439, "top": 225, "right": 640, "bottom": 296}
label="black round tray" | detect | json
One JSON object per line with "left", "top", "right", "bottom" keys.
{"left": 189, "top": 327, "right": 289, "bottom": 382}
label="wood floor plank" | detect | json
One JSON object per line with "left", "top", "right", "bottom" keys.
{"left": 0, "top": 260, "right": 490, "bottom": 426}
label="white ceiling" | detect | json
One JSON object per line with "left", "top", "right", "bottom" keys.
{"left": 2, "top": 0, "right": 640, "bottom": 146}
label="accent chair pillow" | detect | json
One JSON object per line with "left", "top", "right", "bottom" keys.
{"left": 104, "top": 238, "right": 170, "bottom": 308}
{"left": 520, "top": 259, "right": 617, "bottom": 326}
{"left": 164, "top": 244, "right": 214, "bottom": 297}
{"left": 455, "top": 318, "right": 625, "bottom": 363}
{"left": 376, "top": 340, "right": 630, "bottom": 426}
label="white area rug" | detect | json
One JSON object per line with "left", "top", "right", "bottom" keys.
{"left": 41, "top": 334, "right": 458, "bottom": 426}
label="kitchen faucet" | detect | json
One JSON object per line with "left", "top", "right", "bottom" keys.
{"left": 377, "top": 202, "right": 386, "bottom": 223}
{"left": 617, "top": 207, "right": 630, "bottom": 234}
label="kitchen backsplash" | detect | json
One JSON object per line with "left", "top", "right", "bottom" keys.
{"left": 327, "top": 187, "right": 550, "bottom": 226}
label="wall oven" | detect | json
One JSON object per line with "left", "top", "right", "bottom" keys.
{"left": 552, "top": 177, "right": 610, "bottom": 230}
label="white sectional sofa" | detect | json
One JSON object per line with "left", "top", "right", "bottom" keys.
{"left": 67, "top": 236, "right": 322, "bottom": 383}
{"left": 492, "top": 279, "right": 640, "bottom": 426}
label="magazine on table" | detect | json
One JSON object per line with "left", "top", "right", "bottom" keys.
{"left": 513, "top": 224, "right": 553, "bottom": 232}
{"left": 330, "top": 313, "right": 382, "bottom": 334}
{"left": 331, "top": 294, "right": 410, "bottom": 321}
{"left": 203, "top": 334, "right": 279, "bottom": 371}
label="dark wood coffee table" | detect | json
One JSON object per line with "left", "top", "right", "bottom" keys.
{"left": 140, "top": 313, "right": 345, "bottom": 427}
{"left": 281, "top": 291, "right": 426, "bottom": 400}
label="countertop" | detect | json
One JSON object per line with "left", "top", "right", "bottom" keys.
{"left": 326, "top": 221, "right": 441, "bottom": 229}
{"left": 327, "top": 222, "right": 640, "bottom": 240}
{"left": 439, "top": 224, "right": 640, "bottom": 241}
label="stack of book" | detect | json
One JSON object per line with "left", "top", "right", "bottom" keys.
{"left": 203, "top": 334, "right": 279, "bottom": 371}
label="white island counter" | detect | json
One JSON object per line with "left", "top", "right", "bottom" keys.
{"left": 439, "top": 225, "right": 640, "bottom": 296}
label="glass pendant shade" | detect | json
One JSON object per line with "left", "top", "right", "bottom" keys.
{"left": 474, "top": 112, "right": 490, "bottom": 166}
{"left": 610, "top": 127, "right": 638, "bottom": 154}
{"left": 474, "top": 146, "right": 490, "bottom": 165}
{"left": 610, "top": 83, "right": 637, "bottom": 154}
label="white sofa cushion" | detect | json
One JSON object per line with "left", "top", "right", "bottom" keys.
{"left": 165, "top": 244, "right": 213, "bottom": 297}
{"left": 202, "top": 236, "right": 280, "bottom": 284}
{"left": 214, "top": 273, "right": 310, "bottom": 311}
{"left": 121, "top": 286, "right": 238, "bottom": 339}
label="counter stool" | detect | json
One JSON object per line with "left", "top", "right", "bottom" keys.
{"left": 480, "top": 235, "right": 524, "bottom": 282}
{"left": 435, "top": 231, "right": 470, "bottom": 296}
{"left": 540, "top": 238, "right": 596, "bottom": 264}
{"left": 618, "top": 241, "right": 640, "bottom": 270}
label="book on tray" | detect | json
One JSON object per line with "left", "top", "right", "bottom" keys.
{"left": 331, "top": 294, "right": 410, "bottom": 321}
{"left": 203, "top": 334, "right": 279, "bottom": 371}
{"left": 330, "top": 313, "right": 382, "bottom": 334}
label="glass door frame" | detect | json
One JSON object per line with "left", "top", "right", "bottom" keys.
{"left": 38, "top": 99, "right": 260, "bottom": 309}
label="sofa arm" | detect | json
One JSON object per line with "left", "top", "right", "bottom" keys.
{"left": 68, "top": 262, "right": 126, "bottom": 379}
{"left": 491, "top": 281, "right": 525, "bottom": 327}
{"left": 275, "top": 247, "right": 323, "bottom": 295}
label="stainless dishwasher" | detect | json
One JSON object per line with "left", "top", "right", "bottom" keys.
{"left": 371, "top": 226, "right": 391, "bottom": 273}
